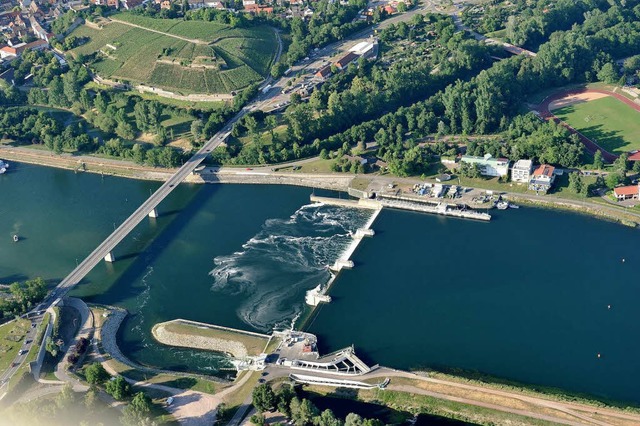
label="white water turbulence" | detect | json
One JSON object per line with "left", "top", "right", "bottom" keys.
{"left": 210, "top": 202, "right": 373, "bottom": 332}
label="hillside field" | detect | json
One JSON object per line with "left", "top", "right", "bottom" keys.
{"left": 553, "top": 96, "right": 640, "bottom": 154}
{"left": 68, "top": 15, "right": 277, "bottom": 95}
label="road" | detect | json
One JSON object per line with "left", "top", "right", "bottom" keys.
{"left": 0, "top": 313, "right": 44, "bottom": 395}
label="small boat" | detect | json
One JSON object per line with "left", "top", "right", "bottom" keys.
{"left": 496, "top": 201, "right": 509, "bottom": 210}
{"left": 13, "top": 234, "right": 19, "bottom": 242}
{"left": 508, "top": 203, "right": 520, "bottom": 209}
{"left": 0, "top": 159, "right": 8, "bottom": 174}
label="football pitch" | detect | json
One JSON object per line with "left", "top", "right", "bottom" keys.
{"left": 553, "top": 96, "right": 640, "bottom": 155}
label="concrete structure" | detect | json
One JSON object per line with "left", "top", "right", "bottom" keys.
{"left": 528, "top": 164, "right": 556, "bottom": 193}
{"left": 511, "top": 159, "right": 533, "bottom": 183}
{"left": 460, "top": 154, "right": 510, "bottom": 177}
{"left": 613, "top": 184, "right": 640, "bottom": 201}
{"left": 47, "top": 115, "right": 237, "bottom": 304}
{"left": 348, "top": 40, "right": 378, "bottom": 60}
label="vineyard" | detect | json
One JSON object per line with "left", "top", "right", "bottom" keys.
{"left": 67, "top": 14, "right": 277, "bottom": 95}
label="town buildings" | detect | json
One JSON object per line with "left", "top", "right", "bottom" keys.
{"left": 511, "top": 159, "right": 533, "bottom": 183}
{"left": 460, "top": 154, "right": 510, "bottom": 177}
{"left": 613, "top": 184, "right": 640, "bottom": 201}
{"left": 528, "top": 164, "right": 556, "bottom": 193}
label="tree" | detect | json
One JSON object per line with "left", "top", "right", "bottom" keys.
{"left": 568, "top": 172, "right": 584, "bottom": 194}
{"left": 250, "top": 413, "right": 266, "bottom": 426}
{"left": 252, "top": 383, "right": 277, "bottom": 412}
{"left": 85, "top": 362, "right": 110, "bottom": 385}
{"left": 614, "top": 153, "right": 628, "bottom": 175}
{"left": 597, "top": 63, "right": 619, "bottom": 84}
{"left": 316, "top": 409, "right": 342, "bottom": 426}
{"left": 290, "top": 398, "right": 318, "bottom": 425}
{"left": 593, "top": 150, "right": 604, "bottom": 170}
{"left": 121, "top": 392, "right": 153, "bottom": 426}
{"left": 84, "top": 386, "right": 99, "bottom": 412}
{"left": 605, "top": 172, "right": 623, "bottom": 189}
{"left": 56, "top": 383, "right": 75, "bottom": 409}
{"left": 190, "top": 119, "right": 204, "bottom": 142}
{"left": 106, "top": 376, "right": 131, "bottom": 400}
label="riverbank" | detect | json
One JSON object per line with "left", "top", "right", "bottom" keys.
{"left": 152, "top": 319, "right": 272, "bottom": 359}
{"left": 5, "top": 143, "right": 640, "bottom": 228}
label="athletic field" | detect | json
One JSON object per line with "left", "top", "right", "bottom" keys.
{"left": 553, "top": 96, "right": 640, "bottom": 155}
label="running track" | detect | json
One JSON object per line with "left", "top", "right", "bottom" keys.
{"left": 535, "top": 88, "right": 640, "bottom": 163}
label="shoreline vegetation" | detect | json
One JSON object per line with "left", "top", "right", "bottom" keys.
{"left": 4, "top": 144, "right": 639, "bottom": 228}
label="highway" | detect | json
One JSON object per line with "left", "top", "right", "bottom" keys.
{"left": 0, "top": 313, "right": 44, "bottom": 392}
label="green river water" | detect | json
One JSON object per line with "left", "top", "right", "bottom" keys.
{"left": 1, "top": 162, "right": 639, "bottom": 404}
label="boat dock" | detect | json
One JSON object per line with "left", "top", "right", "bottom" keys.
{"left": 312, "top": 194, "right": 491, "bottom": 221}
{"left": 378, "top": 195, "right": 491, "bottom": 221}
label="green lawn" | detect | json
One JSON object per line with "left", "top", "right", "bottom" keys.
{"left": 0, "top": 319, "right": 31, "bottom": 372}
{"left": 553, "top": 96, "right": 640, "bottom": 154}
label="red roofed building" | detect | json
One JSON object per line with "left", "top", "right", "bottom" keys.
{"left": 315, "top": 64, "right": 332, "bottom": 79}
{"left": 244, "top": 4, "right": 273, "bottom": 14}
{"left": 334, "top": 51, "right": 358, "bottom": 70}
{"left": 613, "top": 184, "right": 640, "bottom": 201}
{"left": 528, "top": 164, "right": 556, "bottom": 193}
{"left": 628, "top": 151, "right": 640, "bottom": 162}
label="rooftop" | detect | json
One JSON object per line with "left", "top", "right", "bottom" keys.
{"left": 532, "top": 164, "right": 555, "bottom": 177}
{"left": 614, "top": 185, "right": 639, "bottom": 196}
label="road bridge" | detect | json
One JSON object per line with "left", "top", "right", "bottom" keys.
{"left": 48, "top": 112, "right": 241, "bottom": 302}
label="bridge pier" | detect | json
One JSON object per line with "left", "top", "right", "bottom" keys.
{"left": 148, "top": 208, "right": 159, "bottom": 218}
{"left": 104, "top": 252, "right": 115, "bottom": 263}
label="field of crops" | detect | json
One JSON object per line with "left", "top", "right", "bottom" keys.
{"left": 68, "top": 14, "right": 277, "bottom": 94}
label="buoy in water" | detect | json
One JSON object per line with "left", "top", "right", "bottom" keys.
{"left": 607, "top": 304, "right": 611, "bottom": 309}
{"left": 597, "top": 353, "right": 601, "bottom": 358}
{"left": 622, "top": 258, "right": 625, "bottom": 263}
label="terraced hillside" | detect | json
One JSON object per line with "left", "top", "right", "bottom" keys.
{"left": 68, "top": 15, "right": 277, "bottom": 95}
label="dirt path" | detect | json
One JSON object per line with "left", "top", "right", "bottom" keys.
{"left": 534, "top": 88, "right": 640, "bottom": 162}
{"left": 109, "top": 18, "right": 207, "bottom": 45}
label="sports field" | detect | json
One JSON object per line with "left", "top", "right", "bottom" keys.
{"left": 68, "top": 15, "right": 276, "bottom": 95}
{"left": 553, "top": 96, "right": 640, "bottom": 155}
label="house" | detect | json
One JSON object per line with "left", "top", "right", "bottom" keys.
{"left": 121, "top": 0, "right": 144, "bottom": 9}
{"left": 315, "top": 64, "right": 332, "bottom": 79}
{"left": 187, "top": 0, "right": 204, "bottom": 7}
{"left": 460, "top": 154, "right": 510, "bottom": 177}
{"left": 30, "top": 16, "right": 54, "bottom": 42}
{"left": 511, "top": 159, "right": 533, "bottom": 183}
{"left": 242, "top": 0, "right": 255, "bottom": 5}
{"left": 334, "top": 51, "right": 358, "bottom": 70}
{"left": 613, "top": 184, "right": 640, "bottom": 201}
{"left": 0, "top": 38, "right": 47, "bottom": 58}
{"left": 528, "top": 164, "right": 556, "bottom": 193}
{"left": 628, "top": 151, "right": 640, "bottom": 162}
{"left": 383, "top": 4, "right": 396, "bottom": 14}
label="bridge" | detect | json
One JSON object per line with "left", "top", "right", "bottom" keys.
{"left": 46, "top": 109, "right": 243, "bottom": 303}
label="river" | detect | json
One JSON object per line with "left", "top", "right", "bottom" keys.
{"left": 1, "top": 162, "right": 639, "bottom": 403}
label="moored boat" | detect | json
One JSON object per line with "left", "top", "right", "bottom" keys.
{"left": 0, "top": 159, "right": 8, "bottom": 174}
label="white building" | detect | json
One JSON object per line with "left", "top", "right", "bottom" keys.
{"left": 348, "top": 40, "right": 379, "bottom": 60}
{"left": 460, "top": 154, "right": 510, "bottom": 177}
{"left": 511, "top": 159, "right": 533, "bottom": 183}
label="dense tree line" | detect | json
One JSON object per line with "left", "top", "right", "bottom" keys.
{"left": 251, "top": 383, "right": 382, "bottom": 426}
{"left": 212, "top": 14, "right": 497, "bottom": 166}
{"left": 0, "top": 277, "right": 47, "bottom": 321}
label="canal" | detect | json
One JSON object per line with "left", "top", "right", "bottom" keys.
{"left": 1, "top": 162, "right": 639, "bottom": 403}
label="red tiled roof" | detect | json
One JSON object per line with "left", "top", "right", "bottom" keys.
{"left": 335, "top": 51, "right": 358, "bottom": 68}
{"left": 628, "top": 151, "right": 640, "bottom": 161}
{"left": 532, "top": 164, "right": 555, "bottom": 177}
{"left": 614, "top": 185, "right": 638, "bottom": 196}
